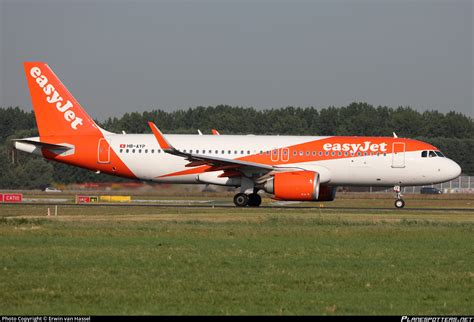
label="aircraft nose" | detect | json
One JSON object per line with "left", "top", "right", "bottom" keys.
{"left": 447, "top": 159, "right": 462, "bottom": 180}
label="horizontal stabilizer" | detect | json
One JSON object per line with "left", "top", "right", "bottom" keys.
{"left": 13, "top": 139, "right": 73, "bottom": 151}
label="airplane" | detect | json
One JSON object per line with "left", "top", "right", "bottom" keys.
{"left": 14, "top": 62, "right": 462, "bottom": 208}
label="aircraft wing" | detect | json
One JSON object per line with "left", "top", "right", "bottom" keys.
{"left": 148, "top": 122, "right": 274, "bottom": 173}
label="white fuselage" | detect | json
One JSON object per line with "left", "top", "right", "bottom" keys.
{"left": 102, "top": 134, "right": 461, "bottom": 187}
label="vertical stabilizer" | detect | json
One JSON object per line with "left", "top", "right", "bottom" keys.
{"left": 24, "top": 62, "right": 100, "bottom": 137}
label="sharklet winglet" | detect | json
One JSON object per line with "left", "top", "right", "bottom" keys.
{"left": 148, "top": 122, "right": 173, "bottom": 151}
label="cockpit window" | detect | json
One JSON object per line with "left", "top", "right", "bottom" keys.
{"left": 422, "top": 150, "right": 445, "bottom": 158}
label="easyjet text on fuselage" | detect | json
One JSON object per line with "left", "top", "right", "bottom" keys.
{"left": 323, "top": 141, "right": 388, "bottom": 154}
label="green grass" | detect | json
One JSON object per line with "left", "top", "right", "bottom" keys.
{"left": 0, "top": 204, "right": 473, "bottom": 315}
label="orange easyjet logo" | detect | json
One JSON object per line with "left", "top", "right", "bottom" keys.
{"left": 323, "top": 142, "right": 388, "bottom": 153}
{"left": 30, "top": 67, "right": 83, "bottom": 130}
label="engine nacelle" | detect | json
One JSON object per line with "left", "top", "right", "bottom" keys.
{"left": 264, "top": 171, "right": 320, "bottom": 201}
{"left": 317, "top": 185, "right": 337, "bottom": 201}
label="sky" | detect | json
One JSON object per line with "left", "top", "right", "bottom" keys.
{"left": 0, "top": 0, "right": 472, "bottom": 120}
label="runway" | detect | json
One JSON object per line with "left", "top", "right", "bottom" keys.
{"left": 3, "top": 202, "right": 473, "bottom": 213}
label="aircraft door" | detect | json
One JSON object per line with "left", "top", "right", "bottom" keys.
{"left": 271, "top": 148, "right": 279, "bottom": 162}
{"left": 391, "top": 142, "right": 405, "bottom": 168}
{"left": 98, "top": 138, "right": 111, "bottom": 164}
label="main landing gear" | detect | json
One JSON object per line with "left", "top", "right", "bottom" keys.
{"left": 233, "top": 192, "right": 262, "bottom": 207}
{"left": 393, "top": 185, "right": 405, "bottom": 209}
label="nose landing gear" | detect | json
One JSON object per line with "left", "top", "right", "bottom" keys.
{"left": 395, "top": 198, "right": 405, "bottom": 208}
{"left": 394, "top": 185, "right": 405, "bottom": 208}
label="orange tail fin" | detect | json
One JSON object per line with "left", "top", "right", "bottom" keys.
{"left": 24, "top": 62, "right": 101, "bottom": 137}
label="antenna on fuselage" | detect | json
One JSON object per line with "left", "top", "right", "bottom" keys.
{"left": 393, "top": 132, "right": 398, "bottom": 138}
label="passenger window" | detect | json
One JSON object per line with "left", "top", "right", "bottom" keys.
{"left": 299, "top": 151, "right": 304, "bottom": 156}
{"left": 293, "top": 151, "right": 297, "bottom": 156}
{"left": 312, "top": 151, "right": 316, "bottom": 156}
{"left": 151, "top": 149, "right": 154, "bottom": 153}
{"left": 119, "top": 149, "right": 123, "bottom": 153}
{"left": 319, "top": 152, "right": 323, "bottom": 156}
{"left": 126, "top": 149, "right": 129, "bottom": 153}
{"left": 145, "top": 149, "right": 148, "bottom": 153}
{"left": 132, "top": 149, "right": 135, "bottom": 153}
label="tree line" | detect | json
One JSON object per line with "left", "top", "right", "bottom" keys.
{"left": 0, "top": 103, "right": 472, "bottom": 189}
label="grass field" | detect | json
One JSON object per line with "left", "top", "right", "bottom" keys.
{"left": 0, "top": 197, "right": 473, "bottom": 315}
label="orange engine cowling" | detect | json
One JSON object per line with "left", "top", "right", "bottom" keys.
{"left": 264, "top": 171, "right": 320, "bottom": 201}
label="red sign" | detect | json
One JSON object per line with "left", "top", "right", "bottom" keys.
{"left": 3, "top": 193, "right": 22, "bottom": 203}
{"left": 0, "top": 194, "right": 3, "bottom": 202}
{"left": 77, "top": 196, "right": 91, "bottom": 203}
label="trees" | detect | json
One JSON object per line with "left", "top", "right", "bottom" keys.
{"left": 0, "top": 102, "right": 472, "bottom": 189}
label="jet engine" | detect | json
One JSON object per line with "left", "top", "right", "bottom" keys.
{"left": 263, "top": 171, "right": 320, "bottom": 201}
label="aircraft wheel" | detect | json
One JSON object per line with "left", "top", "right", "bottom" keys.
{"left": 234, "top": 193, "right": 249, "bottom": 207}
{"left": 394, "top": 199, "right": 405, "bottom": 209}
{"left": 247, "top": 193, "right": 262, "bottom": 207}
